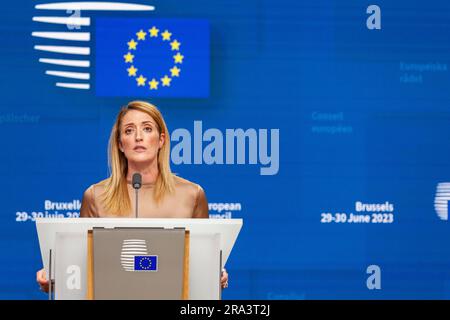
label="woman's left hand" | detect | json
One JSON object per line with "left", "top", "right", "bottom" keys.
{"left": 221, "top": 269, "right": 229, "bottom": 289}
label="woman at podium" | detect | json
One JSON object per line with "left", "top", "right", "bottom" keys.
{"left": 37, "top": 100, "right": 228, "bottom": 292}
{"left": 80, "top": 100, "right": 208, "bottom": 218}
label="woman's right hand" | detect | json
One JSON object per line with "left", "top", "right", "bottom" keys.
{"left": 36, "top": 268, "right": 49, "bottom": 293}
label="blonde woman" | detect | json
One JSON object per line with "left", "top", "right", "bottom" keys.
{"left": 37, "top": 101, "right": 228, "bottom": 291}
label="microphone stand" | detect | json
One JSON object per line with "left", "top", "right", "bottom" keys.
{"left": 135, "top": 188, "right": 138, "bottom": 218}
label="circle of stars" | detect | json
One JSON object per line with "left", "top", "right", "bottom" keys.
{"left": 124, "top": 26, "right": 184, "bottom": 91}
{"left": 139, "top": 257, "right": 153, "bottom": 270}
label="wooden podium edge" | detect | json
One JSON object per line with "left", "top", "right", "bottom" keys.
{"left": 87, "top": 230, "right": 94, "bottom": 300}
{"left": 182, "top": 230, "right": 190, "bottom": 300}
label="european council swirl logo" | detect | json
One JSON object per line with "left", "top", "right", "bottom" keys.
{"left": 434, "top": 182, "right": 450, "bottom": 221}
{"left": 32, "top": 2, "right": 209, "bottom": 98}
{"left": 120, "top": 239, "right": 158, "bottom": 272}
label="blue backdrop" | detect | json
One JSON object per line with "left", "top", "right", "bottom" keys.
{"left": 1, "top": 0, "right": 450, "bottom": 299}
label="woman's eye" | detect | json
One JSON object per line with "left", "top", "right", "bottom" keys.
{"left": 125, "top": 128, "right": 133, "bottom": 135}
{"left": 143, "top": 126, "right": 152, "bottom": 132}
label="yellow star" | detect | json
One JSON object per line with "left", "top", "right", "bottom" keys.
{"left": 170, "top": 40, "right": 181, "bottom": 51}
{"left": 173, "top": 52, "right": 184, "bottom": 64}
{"left": 148, "top": 78, "right": 159, "bottom": 90}
{"left": 123, "top": 52, "right": 134, "bottom": 63}
{"left": 136, "top": 75, "right": 147, "bottom": 86}
{"left": 161, "top": 30, "right": 172, "bottom": 41}
{"left": 127, "top": 65, "right": 137, "bottom": 76}
{"left": 149, "top": 26, "right": 159, "bottom": 37}
{"left": 170, "top": 66, "right": 181, "bottom": 77}
{"left": 127, "top": 39, "right": 137, "bottom": 50}
{"left": 161, "top": 75, "right": 172, "bottom": 87}
{"left": 136, "top": 29, "right": 147, "bottom": 41}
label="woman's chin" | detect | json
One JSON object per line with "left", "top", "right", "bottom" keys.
{"left": 127, "top": 156, "right": 155, "bottom": 165}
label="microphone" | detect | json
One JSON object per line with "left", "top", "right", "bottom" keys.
{"left": 132, "top": 173, "right": 142, "bottom": 218}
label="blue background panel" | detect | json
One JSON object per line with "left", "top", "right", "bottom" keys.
{"left": 0, "top": 0, "right": 450, "bottom": 299}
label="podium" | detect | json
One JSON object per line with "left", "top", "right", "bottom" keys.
{"left": 35, "top": 218, "right": 242, "bottom": 300}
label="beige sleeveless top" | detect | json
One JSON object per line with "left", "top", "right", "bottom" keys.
{"left": 80, "top": 175, "right": 209, "bottom": 218}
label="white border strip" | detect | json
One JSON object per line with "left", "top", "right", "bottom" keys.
{"left": 46, "top": 70, "right": 90, "bottom": 80}
{"left": 32, "top": 16, "right": 90, "bottom": 26}
{"left": 34, "top": 45, "right": 90, "bottom": 55}
{"left": 56, "top": 82, "right": 90, "bottom": 89}
{"left": 32, "top": 32, "right": 90, "bottom": 41}
{"left": 35, "top": 2, "right": 154, "bottom": 11}
{"left": 39, "top": 58, "right": 90, "bottom": 67}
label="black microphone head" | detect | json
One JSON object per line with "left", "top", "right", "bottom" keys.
{"left": 132, "top": 173, "right": 142, "bottom": 189}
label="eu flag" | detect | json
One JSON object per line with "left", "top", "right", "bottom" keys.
{"left": 134, "top": 255, "right": 158, "bottom": 271}
{"left": 95, "top": 18, "right": 209, "bottom": 97}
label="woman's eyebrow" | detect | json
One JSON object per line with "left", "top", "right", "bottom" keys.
{"left": 123, "top": 120, "right": 154, "bottom": 127}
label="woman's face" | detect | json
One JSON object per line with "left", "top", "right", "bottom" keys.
{"left": 119, "top": 109, "right": 165, "bottom": 166}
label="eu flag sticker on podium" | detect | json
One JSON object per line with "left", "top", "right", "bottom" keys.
{"left": 134, "top": 255, "right": 158, "bottom": 271}
{"left": 95, "top": 18, "right": 209, "bottom": 97}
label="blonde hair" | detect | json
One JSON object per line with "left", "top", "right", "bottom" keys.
{"left": 100, "top": 101, "right": 174, "bottom": 216}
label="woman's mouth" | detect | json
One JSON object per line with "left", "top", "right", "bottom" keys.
{"left": 133, "top": 146, "right": 147, "bottom": 152}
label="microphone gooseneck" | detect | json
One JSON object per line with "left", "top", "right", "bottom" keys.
{"left": 132, "top": 173, "right": 142, "bottom": 218}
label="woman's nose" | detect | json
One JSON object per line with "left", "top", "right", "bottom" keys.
{"left": 135, "top": 129, "right": 143, "bottom": 141}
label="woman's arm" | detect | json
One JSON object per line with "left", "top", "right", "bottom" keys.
{"left": 80, "top": 185, "right": 97, "bottom": 218}
{"left": 193, "top": 185, "right": 209, "bottom": 218}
